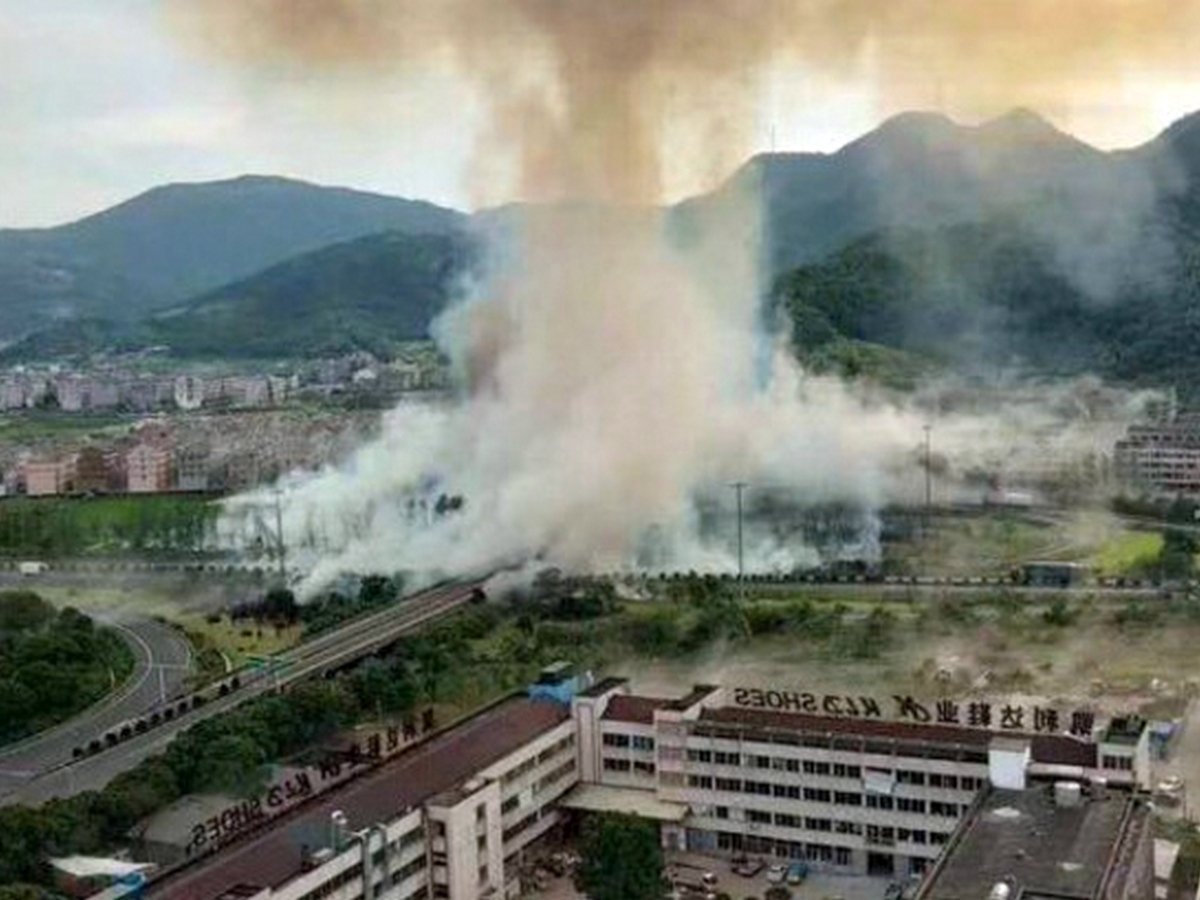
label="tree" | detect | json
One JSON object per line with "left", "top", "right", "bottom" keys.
{"left": 575, "top": 814, "right": 665, "bottom": 900}
{"left": 1159, "top": 528, "right": 1198, "bottom": 581}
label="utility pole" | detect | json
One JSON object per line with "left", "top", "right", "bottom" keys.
{"left": 731, "top": 481, "right": 747, "bottom": 596}
{"left": 923, "top": 425, "right": 933, "bottom": 525}
{"left": 273, "top": 488, "right": 287, "bottom": 585}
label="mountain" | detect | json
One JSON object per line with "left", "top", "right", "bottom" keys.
{"left": 0, "top": 175, "right": 465, "bottom": 342}
{"left": 675, "top": 108, "right": 1182, "bottom": 275}
{"left": 144, "top": 230, "right": 473, "bottom": 359}
{"left": 774, "top": 215, "right": 1200, "bottom": 394}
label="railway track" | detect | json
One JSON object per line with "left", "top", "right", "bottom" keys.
{"left": 0, "top": 579, "right": 483, "bottom": 808}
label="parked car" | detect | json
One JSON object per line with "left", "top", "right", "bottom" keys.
{"left": 767, "top": 863, "right": 787, "bottom": 884}
{"left": 787, "top": 862, "right": 809, "bottom": 885}
{"left": 885, "top": 882, "right": 906, "bottom": 900}
{"left": 732, "top": 856, "right": 765, "bottom": 878}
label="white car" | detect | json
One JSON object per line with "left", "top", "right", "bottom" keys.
{"left": 767, "top": 863, "right": 787, "bottom": 884}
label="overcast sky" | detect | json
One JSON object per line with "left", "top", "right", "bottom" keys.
{"left": 2, "top": 0, "right": 1198, "bottom": 228}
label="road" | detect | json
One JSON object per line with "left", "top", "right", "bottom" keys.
{"left": 0, "top": 615, "right": 192, "bottom": 798}
{"left": 0, "top": 580, "right": 481, "bottom": 808}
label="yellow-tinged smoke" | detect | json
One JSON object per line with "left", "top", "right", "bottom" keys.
{"left": 189, "top": 1, "right": 1176, "bottom": 586}
{"left": 173, "top": 0, "right": 1200, "bottom": 204}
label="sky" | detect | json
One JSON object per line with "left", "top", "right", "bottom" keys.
{"left": 2, "top": 0, "right": 1199, "bottom": 228}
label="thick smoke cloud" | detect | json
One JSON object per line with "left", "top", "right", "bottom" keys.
{"left": 184, "top": 1, "right": 1177, "bottom": 588}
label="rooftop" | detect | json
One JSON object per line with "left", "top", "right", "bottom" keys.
{"left": 696, "top": 706, "right": 1097, "bottom": 767}
{"left": 603, "top": 695, "right": 673, "bottom": 725}
{"left": 919, "top": 785, "right": 1150, "bottom": 900}
{"left": 146, "top": 695, "right": 569, "bottom": 900}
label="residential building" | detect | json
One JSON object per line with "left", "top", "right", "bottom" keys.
{"left": 23, "top": 457, "right": 74, "bottom": 496}
{"left": 174, "top": 376, "right": 206, "bottom": 412}
{"left": 1114, "top": 413, "right": 1200, "bottom": 496}
{"left": 175, "top": 445, "right": 210, "bottom": 493}
{"left": 74, "top": 447, "right": 114, "bottom": 495}
{"left": 127, "top": 442, "right": 173, "bottom": 494}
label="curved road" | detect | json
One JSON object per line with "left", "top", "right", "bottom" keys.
{"left": 0, "top": 615, "right": 192, "bottom": 799}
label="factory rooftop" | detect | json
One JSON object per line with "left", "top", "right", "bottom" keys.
{"left": 147, "top": 694, "right": 569, "bottom": 900}
{"left": 919, "top": 784, "right": 1152, "bottom": 900}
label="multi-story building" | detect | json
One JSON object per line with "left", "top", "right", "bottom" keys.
{"left": 74, "top": 446, "right": 115, "bottom": 494}
{"left": 132, "top": 674, "right": 1152, "bottom": 900}
{"left": 175, "top": 445, "right": 211, "bottom": 493}
{"left": 23, "top": 457, "right": 74, "bottom": 496}
{"left": 144, "top": 686, "right": 579, "bottom": 900}
{"left": 571, "top": 681, "right": 1151, "bottom": 879}
{"left": 126, "top": 443, "right": 174, "bottom": 494}
{"left": 1114, "top": 414, "right": 1200, "bottom": 496}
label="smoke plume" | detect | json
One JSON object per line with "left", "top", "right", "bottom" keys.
{"left": 182, "top": 1, "right": 1180, "bottom": 588}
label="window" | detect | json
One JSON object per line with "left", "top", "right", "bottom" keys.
{"left": 773, "top": 783, "right": 801, "bottom": 799}
{"left": 603, "top": 733, "right": 631, "bottom": 748}
{"left": 752, "top": 755, "right": 772, "bottom": 769}
{"left": 896, "top": 797, "right": 927, "bottom": 814}
{"left": 930, "top": 832, "right": 949, "bottom": 846}
{"left": 803, "top": 788, "right": 831, "bottom": 803}
{"left": 633, "top": 760, "right": 656, "bottom": 776}
{"left": 835, "top": 821, "right": 862, "bottom": 835}
{"left": 747, "top": 809, "right": 772, "bottom": 824}
{"left": 897, "top": 770, "right": 926, "bottom": 786}
{"left": 501, "top": 796, "right": 519, "bottom": 814}
{"left": 603, "top": 758, "right": 631, "bottom": 772}
{"left": 1103, "top": 755, "right": 1134, "bottom": 771}
{"left": 688, "top": 775, "right": 714, "bottom": 789}
{"left": 804, "top": 817, "right": 832, "bottom": 832}
{"left": 715, "top": 806, "right": 729, "bottom": 819}
{"left": 745, "top": 780, "right": 772, "bottom": 796}
{"left": 775, "top": 813, "right": 801, "bottom": 828}
{"left": 716, "top": 778, "right": 743, "bottom": 792}
{"left": 929, "top": 801, "right": 959, "bottom": 818}
{"left": 714, "top": 751, "right": 741, "bottom": 766}
{"left": 833, "top": 791, "right": 862, "bottom": 806}
{"left": 803, "top": 760, "right": 832, "bottom": 775}
{"left": 632, "top": 735, "right": 656, "bottom": 751}
{"left": 865, "top": 794, "right": 893, "bottom": 811}
{"left": 687, "top": 749, "right": 712, "bottom": 763}
{"left": 833, "top": 763, "right": 861, "bottom": 778}
{"left": 835, "top": 847, "right": 853, "bottom": 866}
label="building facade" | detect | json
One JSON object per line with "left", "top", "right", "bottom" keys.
{"left": 1115, "top": 415, "right": 1200, "bottom": 496}
{"left": 136, "top": 676, "right": 1152, "bottom": 900}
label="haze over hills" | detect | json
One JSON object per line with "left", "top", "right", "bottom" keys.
{"left": 0, "top": 175, "right": 464, "bottom": 342}
{"left": 2, "top": 109, "right": 1199, "bottom": 387}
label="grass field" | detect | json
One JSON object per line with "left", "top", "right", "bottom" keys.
{"left": 1091, "top": 531, "right": 1164, "bottom": 576}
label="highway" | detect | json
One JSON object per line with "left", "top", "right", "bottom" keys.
{"left": 0, "top": 615, "right": 192, "bottom": 799}
{"left": 0, "top": 580, "right": 482, "bottom": 808}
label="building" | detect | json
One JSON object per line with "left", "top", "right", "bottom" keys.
{"left": 74, "top": 446, "right": 114, "bottom": 495}
{"left": 175, "top": 445, "right": 211, "bottom": 493}
{"left": 23, "top": 457, "right": 74, "bottom": 496}
{"left": 1115, "top": 414, "right": 1200, "bottom": 497}
{"left": 916, "top": 781, "right": 1152, "bottom": 900}
{"left": 144, "top": 684, "right": 579, "bottom": 900}
{"left": 126, "top": 442, "right": 173, "bottom": 494}
{"left": 570, "top": 682, "right": 1150, "bottom": 879}
{"left": 174, "top": 376, "right": 206, "bottom": 412}
{"left": 134, "top": 675, "right": 1153, "bottom": 900}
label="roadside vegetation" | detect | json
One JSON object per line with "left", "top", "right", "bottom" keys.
{"left": 0, "top": 591, "right": 134, "bottom": 747}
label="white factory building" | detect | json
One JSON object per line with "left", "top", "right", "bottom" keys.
{"left": 133, "top": 670, "right": 1152, "bottom": 900}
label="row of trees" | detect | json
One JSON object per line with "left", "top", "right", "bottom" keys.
{"left": 0, "top": 496, "right": 219, "bottom": 558}
{"left": 0, "top": 591, "right": 133, "bottom": 746}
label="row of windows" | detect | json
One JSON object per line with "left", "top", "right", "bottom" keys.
{"left": 602, "top": 732, "right": 656, "bottom": 751}
{"left": 683, "top": 775, "right": 965, "bottom": 817}
{"left": 603, "top": 757, "right": 656, "bottom": 775}
{"left": 715, "top": 831, "right": 854, "bottom": 866}
{"left": 688, "top": 728, "right": 990, "bottom": 764}
{"left": 1102, "top": 755, "right": 1134, "bottom": 771}
{"left": 684, "top": 751, "right": 983, "bottom": 792}
{"left": 710, "top": 806, "right": 951, "bottom": 845}
{"left": 502, "top": 733, "right": 575, "bottom": 787}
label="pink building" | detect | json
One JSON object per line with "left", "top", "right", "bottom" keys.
{"left": 126, "top": 443, "right": 173, "bottom": 494}
{"left": 24, "top": 458, "right": 73, "bottom": 497}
